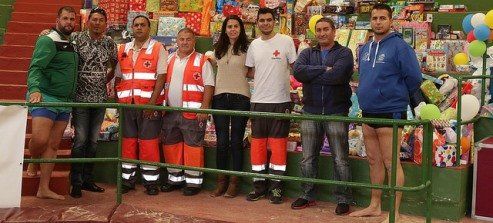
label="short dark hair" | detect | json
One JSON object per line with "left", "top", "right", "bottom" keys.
{"left": 89, "top": 7, "right": 107, "bottom": 21}
{"left": 177, "top": 27, "right": 196, "bottom": 37}
{"left": 371, "top": 3, "right": 393, "bottom": 18}
{"left": 132, "top": 15, "right": 150, "bottom": 27}
{"left": 257, "top": 7, "right": 276, "bottom": 21}
{"left": 315, "top": 17, "right": 335, "bottom": 30}
{"left": 57, "top": 6, "right": 76, "bottom": 17}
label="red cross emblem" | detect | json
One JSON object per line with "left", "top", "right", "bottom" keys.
{"left": 143, "top": 60, "right": 152, "bottom": 68}
{"left": 273, "top": 50, "right": 280, "bottom": 57}
{"left": 193, "top": 72, "right": 201, "bottom": 80}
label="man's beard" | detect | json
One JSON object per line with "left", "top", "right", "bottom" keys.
{"left": 59, "top": 26, "right": 74, "bottom": 36}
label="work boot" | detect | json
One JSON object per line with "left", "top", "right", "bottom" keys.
{"left": 224, "top": 176, "right": 239, "bottom": 198}
{"left": 210, "top": 174, "right": 228, "bottom": 197}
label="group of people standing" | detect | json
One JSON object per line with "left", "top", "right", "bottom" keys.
{"left": 26, "top": 3, "right": 421, "bottom": 222}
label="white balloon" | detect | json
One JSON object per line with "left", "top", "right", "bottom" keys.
{"left": 460, "top": 94, "right": 480, "bottom": 121}
{"left": 471, "top": 13, "right": 486, "bottom": 28}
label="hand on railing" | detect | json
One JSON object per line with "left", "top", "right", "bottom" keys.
{"left": 29, "top": 92, "right": 42, "bottom": 103}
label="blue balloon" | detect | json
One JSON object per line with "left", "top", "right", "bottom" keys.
{"left": 474, "top": 24, "right": 491, "bottom": 41}
{"left": 462, "top": 14, "right": 474, "bottom": 33}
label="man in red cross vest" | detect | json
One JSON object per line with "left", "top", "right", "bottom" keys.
{"left": 114, "top": 15, "right": 168, "bottom": 195}
{"left": 160, "top": 28, "right": 215, "bottom": 196}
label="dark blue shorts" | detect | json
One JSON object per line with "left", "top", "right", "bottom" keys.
{"left": 31, "top": 108, "right": 70, "bottom": 122}
{"left": 362, "top": 111, "right": 407, "bottom": 129}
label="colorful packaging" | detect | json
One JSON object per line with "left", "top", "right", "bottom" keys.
{"left": 420, "top": 80, "right": 445, "bottom": 105}
{"left": 130, "top": 0, "right": 146, "bottom": 11}
{"left": 435, "top": 145, "right": 457, "bottom": 167}
{"left": 99, "top": 0, "right": 130, "bottom": 26}
{"left": 157, "top": 16, "right": 186, "bottom": 36}
{"left": 177, "top": 12, "right": 202, "bottom": 35}
{"left": 160, "top": 0, "right": 178, "bottom": 11}
{"left": 178, "top": 0, "right": 203, "bottom": 12}
{"left": 146, "top": 0, "right": 161, "bottom": 12}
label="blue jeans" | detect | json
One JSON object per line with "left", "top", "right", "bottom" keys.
{"left": 300, "top": 114, "right": 352, "bottom": 204}
{"left": 70, "top": 107, "right": 106, "bottom": 186}
{"left": 212, "top": 93, "right": 250, "bottom": 171}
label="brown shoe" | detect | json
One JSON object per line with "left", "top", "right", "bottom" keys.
{"left": 210, "top": 174, "right": 228, "bottom": 197}
{"left": 224, "top": 176, "right": 239, "bottom": 198}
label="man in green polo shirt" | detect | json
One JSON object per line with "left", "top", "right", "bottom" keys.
{"left": 26, "top": 6, "right": 78, "bottom": 200}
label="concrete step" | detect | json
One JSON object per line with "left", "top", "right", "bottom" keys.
{"left": 0, "top": 70, "right": 27, "bottom": 85}
{"left": 6, "top": 21, "right": 54, "bottom": 34}
{"left": 3, "top": 32, "right": 39, "bottom": 46}
{"left": 0, "top": 45, "right": 34, "bottom": 58}
{"left": 25, "top": 134, "right": 73, "bottom": 150}
{"left": 21, "top": 170, "right": 69, "bottom": 196}
{"left": 0, "top": 57, "right": 30, "bottom": 71}
{"left": 0, "top": 84, "right": 27, "bottom": 100}
{"left": 23, "top": 149, "right": 72, "bottom": 172}
{"left": 12, "top": 2, "right": 82, "bottom": 14}
{"left": 6, "top": 21, "right": 80, "bottom": 34}
{"left": 10, "top": 12, "right": 81, "bottom": 24}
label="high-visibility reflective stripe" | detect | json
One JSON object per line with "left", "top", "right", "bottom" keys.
{"left": 122, "top": 163, "right": 137, "bottom": 169}
{"left": 185, "top": 177, "right": 203, "bottom": 185}
{"left": 121, "top": 72, "right": 156, "bottom": 80}
{"left": 141, "top": 165, "right": 158, "bottom": 171}
{"left": 167, "top": 168, "right": 182, "bottom": 174}
{"left": 122, "top": 172, "right": 136, "bottom": 180}
{"left": 117, "top": 90, "right": 132, "bottom": 99}
{"left": 183, "top": 84, "right": 204, "bottom": 92}
{"left": 117, "top": 89, "right": 153, "bottom": 99}
{"left": 133, "top": 89, "right": 153, "bottom": 98}
{"left": 182, "top": 101, "right": 202, "bottom": 109}
{"left": 168, "top": 175, "right": 185, "bottom": 182}
{"left": 253, "top": 178, "right": 265, "bottom": 182}
{"left": 193, "top": 54, "right": 202, "bottom": 67}
{"left": 135, "top": 72, "right": 157, "bottom": 80}
{"left": 252, "top": 164, "right": 266, "bottom": 171}
{"left": 269, "top": 163, "right": 286, "bottom": 171}
{"left": 184, "top": 170, "right": 202, "bottom": 177}
{"left": 142, "top": 174, "right": 159, "bottom": 181}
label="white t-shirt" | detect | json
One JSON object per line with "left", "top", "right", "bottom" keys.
{"left": 245, "top": 34, "right": 297, "bottom": 103}
{"left": 167, "top": 51, "right": 215, "bottom": 107}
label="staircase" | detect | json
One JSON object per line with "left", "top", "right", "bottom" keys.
{"left": 0, "top": 0, "right": 84, "bottom": 196}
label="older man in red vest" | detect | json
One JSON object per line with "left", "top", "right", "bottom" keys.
{"left": 160, "top": 28, "right": 215, "bottom": 196}
{"left": 114, "top": 15, "right": 167, "bottom": 196}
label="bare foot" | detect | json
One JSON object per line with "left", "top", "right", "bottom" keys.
{"left": 26, "top": 163, "right": 39, "bottom": 177}
{"left": 36, "top": 189, "right": 65, "bottom": 200}
{"left": 349, "top": 205, "right": 382, "bottom": 217}
{"left": 381, "top": 213, "right": 401, "bottom": 223}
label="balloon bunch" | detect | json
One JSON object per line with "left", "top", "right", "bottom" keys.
{"left": 454, "top": 10, "right": 493, "bottom": 65}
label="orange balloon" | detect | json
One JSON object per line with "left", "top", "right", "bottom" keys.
{"left": 489, "top": 30, "right": 493, "bottom": 40}
{"left": 461, "top": 137, "right": 471, "bottom": 152}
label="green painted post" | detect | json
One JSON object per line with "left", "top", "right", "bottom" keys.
{"left": 116, "top": 107, "right": 123, "bottom": 204}
{"left": 481, "top": 54, "right": 487, "bottom": 106}
{"left": 388, "top": 125, "right": 399, "bottom": 223}
{"left": 424, "top": 122, "right": 433, "bottom": 223}
{"left": 456, "top": 76, "right": 462, "bottom": 167}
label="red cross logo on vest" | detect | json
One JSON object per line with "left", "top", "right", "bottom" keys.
{"left": 273, "top": 50, "right": 280, "bottom": 57}
{"left": 193, "top": 72, "right": 201, "bottom": 80}
{"left": 143, "top": 60, "right": 152, "bottom": 68}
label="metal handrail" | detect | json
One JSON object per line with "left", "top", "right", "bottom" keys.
{"left": 0, "top": 101, "right": 435, "bottom": 223}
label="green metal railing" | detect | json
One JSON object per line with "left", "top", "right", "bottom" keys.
{"left": 454, "top": 74, "right": 492, "bottom": 166}
{"left": 0, "top": 101, "right": 435, "bottom": 223}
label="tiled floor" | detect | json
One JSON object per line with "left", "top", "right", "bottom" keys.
{"left": 4, "top": 184, "right": 489, "bottom": 223}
